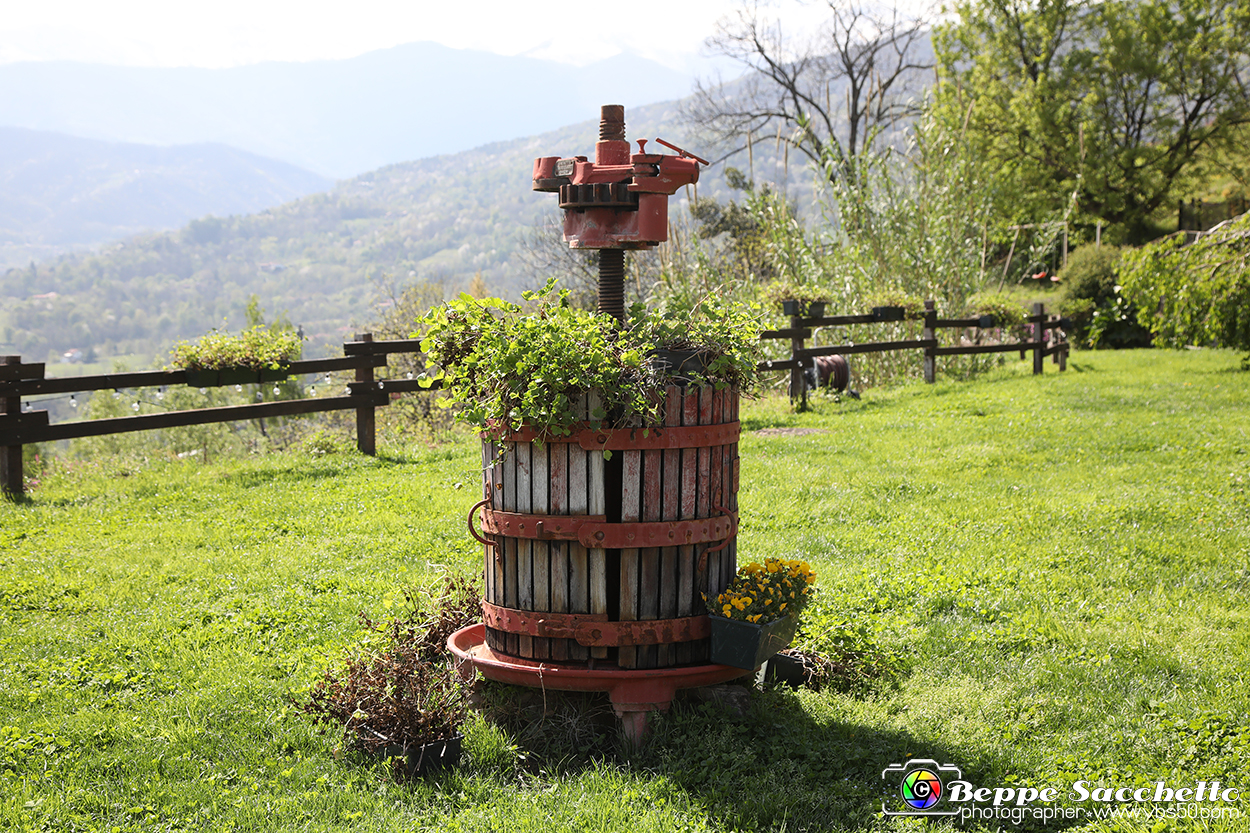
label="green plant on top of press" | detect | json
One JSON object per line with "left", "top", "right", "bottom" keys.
{"left": 417, "top": 279, "right": 761, "bottom": 438}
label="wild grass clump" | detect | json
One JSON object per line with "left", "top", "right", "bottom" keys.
{"left": 294, "top": 575, "right": 480, "bottom": 761}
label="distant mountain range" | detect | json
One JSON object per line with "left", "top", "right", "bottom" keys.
{"left": 0, "top": 42, "right": 699, "bottom": 179}
{"left": 0, "top": 99, "right": 812, "bottom": 365}
{"left": 0, "top": 127, "right": 332, "bottom": 269}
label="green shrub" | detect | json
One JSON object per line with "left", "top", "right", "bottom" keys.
{"left": 169, "top": 326, "right": 301, "bottom": 372}
{"left": 966, "top": 292, "right": 1026, "bottom": 336}
{"left": 1058, "top": 244, "right": 1151, "bottom": 348}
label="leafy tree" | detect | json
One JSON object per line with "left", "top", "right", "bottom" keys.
{"left": 1119, "top": 214, "right": 1250, "bottom": 363}
{"left": 934, "top": 0, "right": 1250, "bottom": 242}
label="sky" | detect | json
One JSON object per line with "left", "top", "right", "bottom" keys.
{"left": 0, "top": 0, "right": 838, "bottom": 71}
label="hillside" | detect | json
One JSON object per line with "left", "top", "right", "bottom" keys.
{"left": 0, "top": 43, "right": 696, "bottom": 179}
{"left": 0, "top": 100, "right": 811, "bottom": 364}
{"left": 0, "top": 127, "right": 332, "bottom": 269}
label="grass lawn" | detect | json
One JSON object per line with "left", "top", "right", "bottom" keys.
{"left": 2, "top": 349, "right": 1248, "bottom": 832}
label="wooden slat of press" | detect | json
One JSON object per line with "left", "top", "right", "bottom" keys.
{"left": 587, "top": 393, "right": 608, "bottom": 661}
{"left": 720, "top": 388, "right": 736, "bottom": 601}
{"left": 677, "top": 387, "right": 699, "bottom": 665}
{"left": 696, "top": 385, "right": 713, "bottom": 613}
{"left": 708, "top": 386, "right": 724, "bottom": 606}
{"left": 658, "top": 386, "right": 682, "bottom": 667}
{"left": 619, "top": 442, "right": 642, "bottom": 669}
{"left": 503, "top": 442, "right": 519, "bottom": 657}
{"left": 639, "top": 426, "right": 663, "bottom": 669}
{"left": 481, "top": 440, "right": 500, "bottom": 654}
{"left": 482, "top": 440, "right": 494, "bottom": 617}
{"left": 530, "top": 441, "right": 550, "bottom": 660}
{"left": 515, "top": 441, "right": 534, "bottom": 658}
{"left": 491, "top": 441, "right": 505, "bottom": 635}
{"left": 549, "top": 434, "right": 569, "bottom": 661}
{"left": 567, "top": 393, "right": 590, "bottom": 662}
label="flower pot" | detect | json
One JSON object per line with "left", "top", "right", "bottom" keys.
{"left": 781, "top": 299, "right": 803, "bottom": 317}
{"left": 375, "top": 733, "right": 463, "bottom": 779}
{"left": 977, "top": 314, "right": 997, "bottom": 329}
{"left": 872, "top": 305, "right": 906, "bottom": 322}
{"left": 763, "top": 650, "right": 815, "bottom": 689}
{"left": 647, "top": 349, "right": 709, "bottom": 384}
{"left": 709, "top": 614, "right": 798, "bottom": 671}
{"left": 807, "top": 302, "right": 827, "bottom": 319}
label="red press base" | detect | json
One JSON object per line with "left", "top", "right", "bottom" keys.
{"left": 447, "top": 623, "right": 748, "bottom": 745}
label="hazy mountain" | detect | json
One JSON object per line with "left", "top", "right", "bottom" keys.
{"left": 0, "top": 127, "right": 332, "bottom": 269}
{"left": 0, "top": 43, "right": 697, "bottom": 179}
{"left": 0, "top": 98, "right": 812, "bottom": 365}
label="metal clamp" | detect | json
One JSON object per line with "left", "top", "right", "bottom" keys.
{"left": 467, "top": 498, "right": 494, "bottom": 548}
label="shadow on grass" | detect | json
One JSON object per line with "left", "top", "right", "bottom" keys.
{"left": 475, "top": 682, "right": 1085, "bottom": 833}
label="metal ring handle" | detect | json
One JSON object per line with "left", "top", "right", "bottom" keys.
{"left": 467, "top": 498, "right": 496, "bottom": 549}
{"left": 705, "top": 504, "right": 737, "bottom": 554}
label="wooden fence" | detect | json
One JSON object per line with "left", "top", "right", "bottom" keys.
{"left": 759, "top": 301, "right": 1069, "bottom": 408}
{"left": 0, "top": 334, "right": 429, "bottom": 498}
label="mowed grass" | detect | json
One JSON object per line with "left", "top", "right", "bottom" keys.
{"left": 1, "top": 349, "right": 1248, "bottom": 832}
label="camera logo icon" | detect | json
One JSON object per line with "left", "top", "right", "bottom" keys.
{"left": 882, "top": 759, "right": 962, "bottom": 816}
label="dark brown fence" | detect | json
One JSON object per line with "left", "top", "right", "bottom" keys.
{"left": 0, "top": 334, "right": 431, "bottom": 498}
{"left": 759, "top": 301, "right": 1069, "bottom": 407}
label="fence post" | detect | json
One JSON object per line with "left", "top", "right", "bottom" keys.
{"left": 354, "top": 333, "right": 376, "bottom": 455}
{"left": 788, "top": 309, "right": 807, "bottom": 409}
{"left": 1032, "top": 303, "right": 1045, "bottom": 375}
{"left": 922, "top": 301, "right": 936, "bottom": 384}
{"left": 1, "top": 356, "right": 23, "bottom": 499}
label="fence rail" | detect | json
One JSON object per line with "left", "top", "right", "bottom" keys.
{"left": 0, "top": 334, "right": 431, "bottom": 498}
{"left": 759, "top": 300, "right": 1069, "bottom": 407}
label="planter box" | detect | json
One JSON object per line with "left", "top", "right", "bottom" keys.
{"left": 218, "top": 368, "right": 259, "bottom": 386}
{"left": 184, "top": 370, "right": 219, "bottom": 387}
{"left": 183, "top": 367, "right": 291, "bottom": 387}
{"left": 375, "top": 733, "right": 462, "bottom": 779}
{"left": 781, "top": 299, "right": 802, "bottom": 317}
{"left": 709, "top": 614, "right": 798, "bottom": 670}
{"left": 647, "top": 349, "right": 708, "bottom": 384}
{"left": 807, "top": 302, "right": 827, "bottom": 319}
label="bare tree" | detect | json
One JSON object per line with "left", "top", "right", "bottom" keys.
{"left": 686, "top": 0, "right": 934, "bottom": 183}
{"left": 516, "top": 216, "right": 659, "bottom": 310}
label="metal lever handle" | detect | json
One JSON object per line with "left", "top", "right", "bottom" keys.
{"left": 467, "top": 498, "right": 496, "bottom": 549}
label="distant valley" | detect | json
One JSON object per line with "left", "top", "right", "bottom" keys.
{"left": 0, "top": 98, "right": 811, "bottom": 367}
{"left": 0, "top": 127, "right": 331, "bottom": 269}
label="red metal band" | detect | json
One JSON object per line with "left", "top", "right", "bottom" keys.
{"left": 481, "top": 421, "right": 739, "bottom": 450}
{"left": 480, "top": 508, "right": 734, "bottom": 549}
{"left": 481, "top": 601, "right": 710, "bottom": 647}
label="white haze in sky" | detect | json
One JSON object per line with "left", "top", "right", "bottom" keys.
{"left": 0, "top": 0, "right": 838, "bottom": 71}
